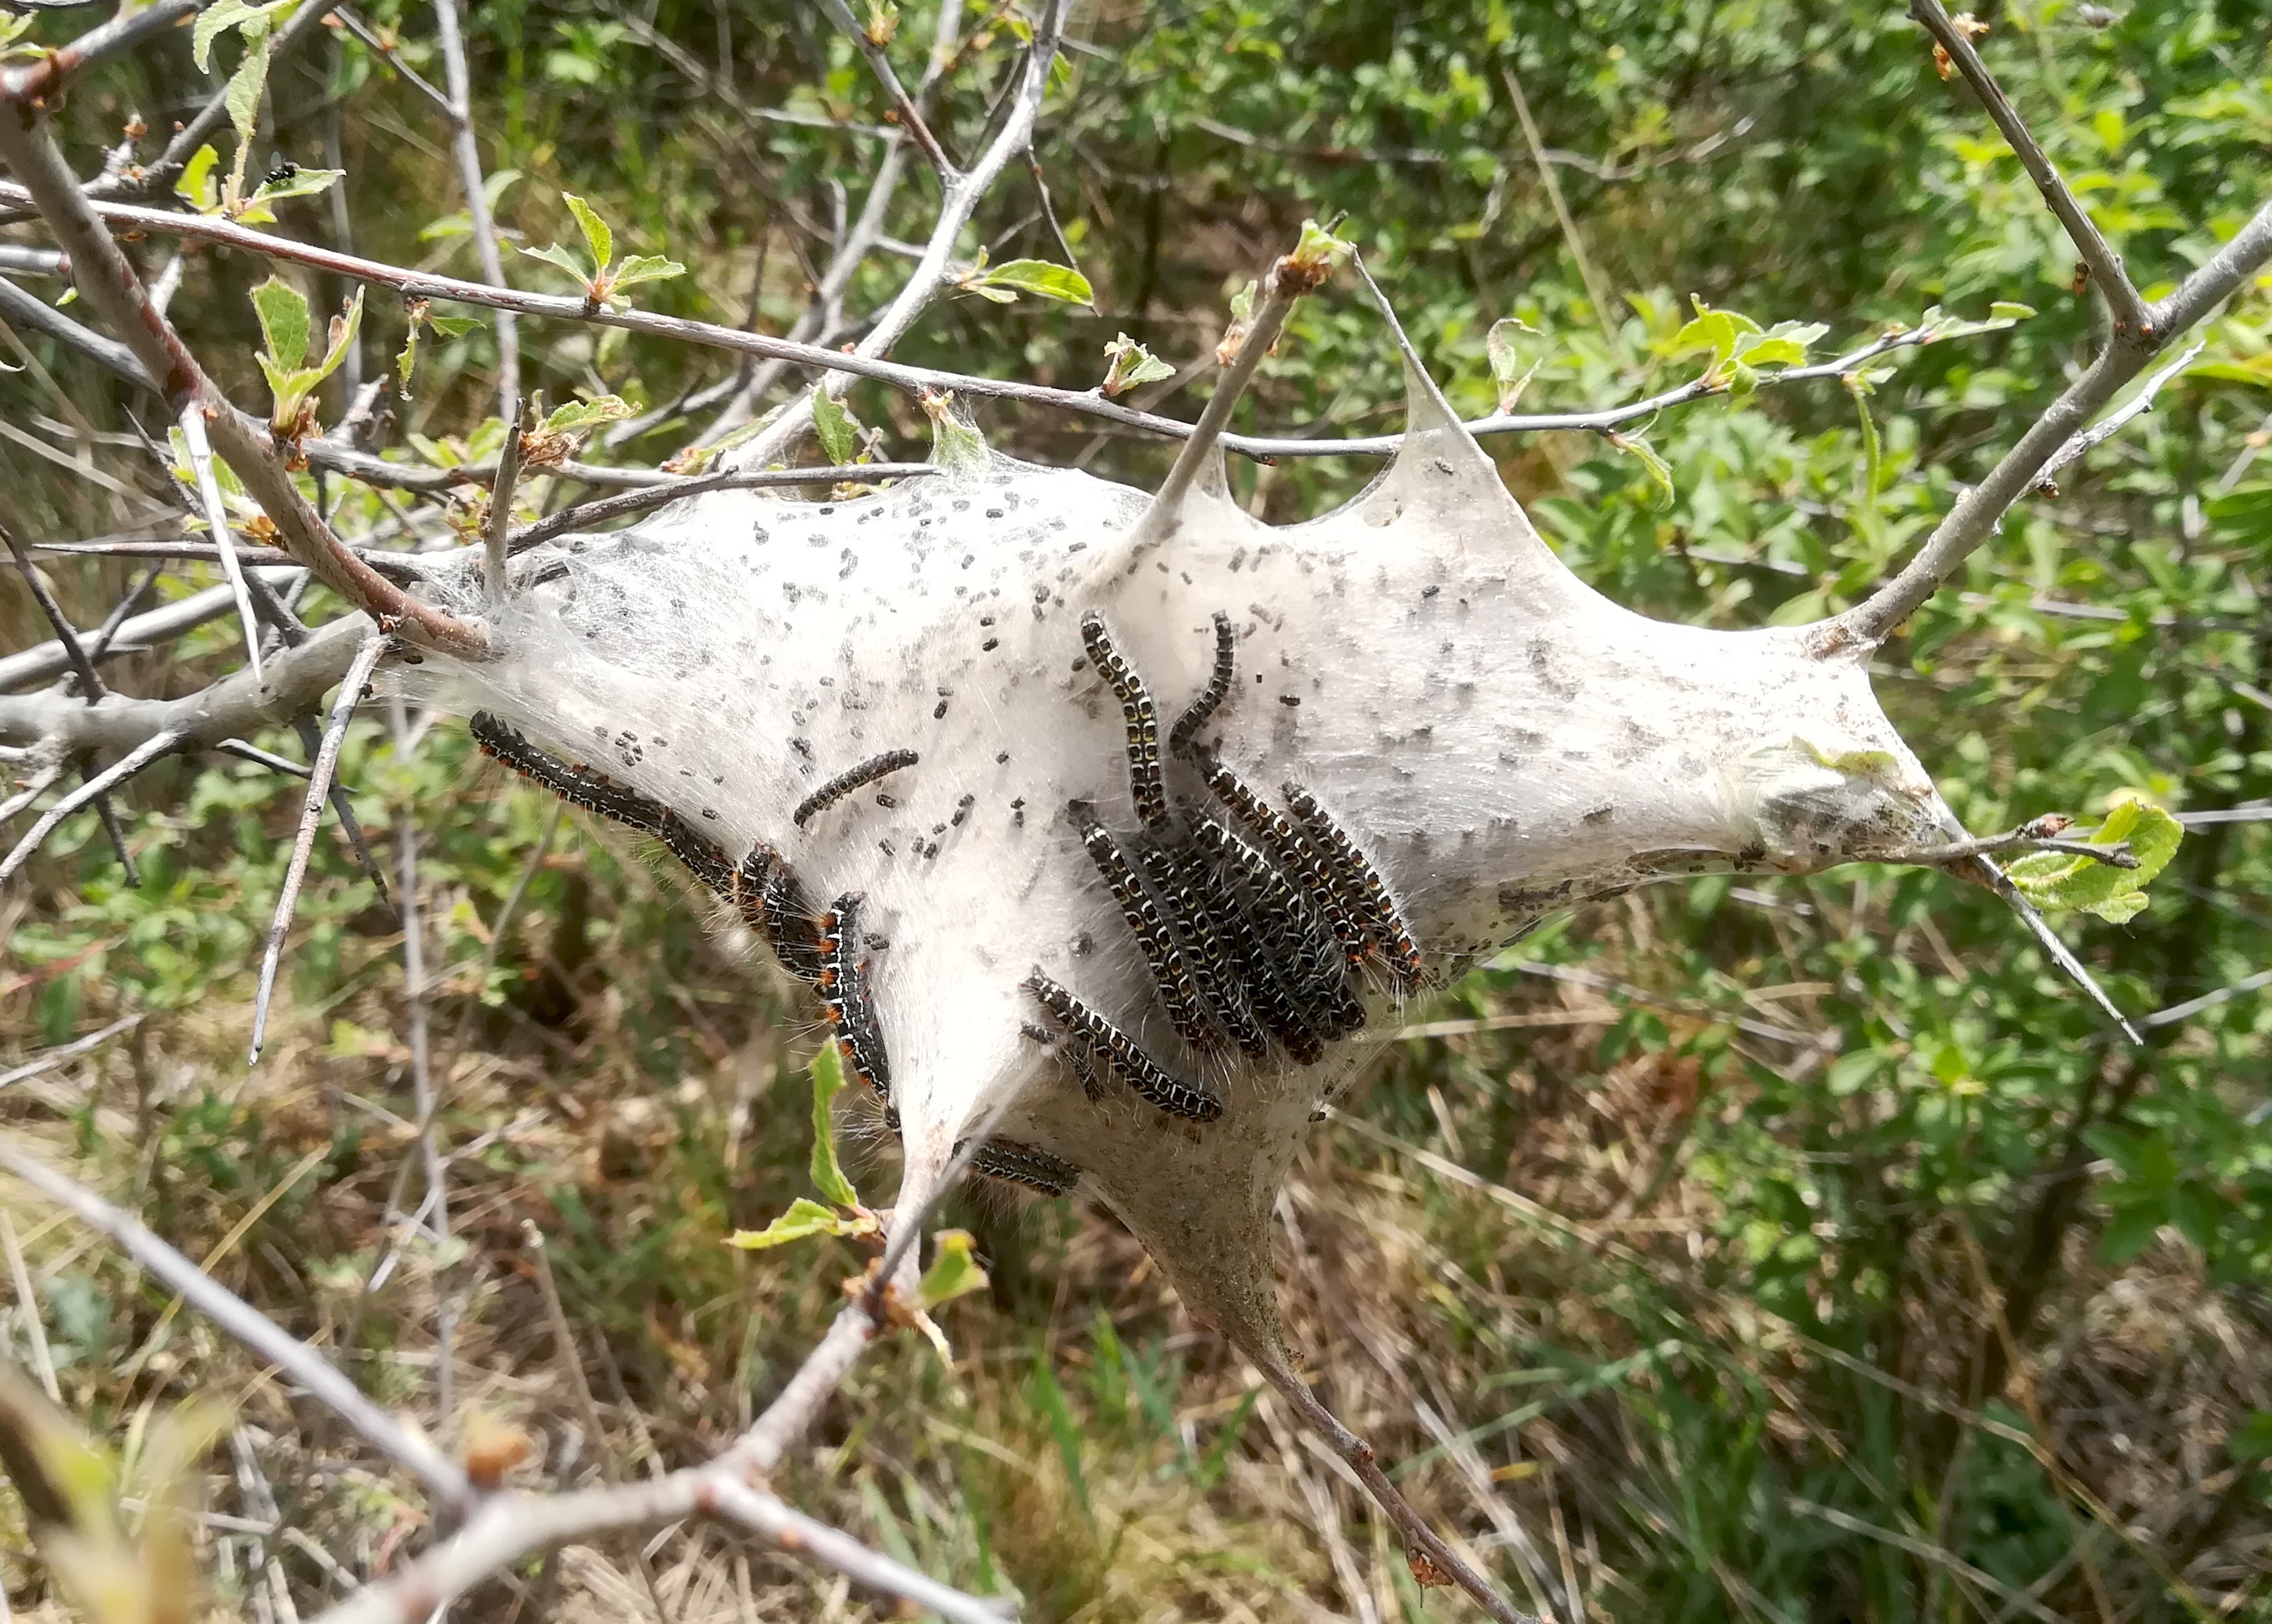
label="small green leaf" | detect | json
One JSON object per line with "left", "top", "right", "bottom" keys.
{"left": 610, "top": 254, "right": 685, "bottom": 291}
{"left": 1228, "top": 279, "right": 1256, "bottom": 324}
{"left": 1486, "top": 316, "right": 1546, "bottom": 412}
{"left": 175, "top": 145, "right": 222, "bottom": 213}
{"left": 1608, "top": 431, "right": 1675, "bottom": 509}
{"left": 916, "top": 1228, "right": 990, "bottom": 1308}
{"left": 562, "top": 192, "right": 614, "bottom": 275}
{"left": 922, "top": 391, "right": 989, "bottom": 472}
{"left": 2230, "top": 1411, "right": 2272, "bottom": 1463}
{"left": 244, "top": 165, "right": 344, "bottom": 210}
{"left": 1989, "top": 300, "right": 2037, "bottom": 323}
{"left": 811, "top": 388, "right": 859, "bottom": 467}
{"left": 250, "top": 275, "right": 311, "bottom": 371}
{"left": 223, "top": 25, "right": 273, "bottom": 149}
{"left": 519, "top": 242, "right": 595, "bottom": 286}
{"left": 808, "top": 1041, "right": 859, "bottom": 1209}
{"left": 2006, "top": 793, "right": 2183, "bottom": 922}
{"left": 975, "top": 258, "right": 1095, "bottom": 306}
{"left": 1100, "top": 333, "right": 1175, "bottom": 397}
{"left": 1286, "top": 215, "right": 1356, "bottom": 275}
{"left": 311, "top": 288, "right": 365, "bottom": 388}
{"left": 2098, "top": 1197, "right": 2164, "bottom": 1264}
{"left": 724, "top": 1196, "right": 880, "bottom": 1250}
{"left": 426, "top": 314, "right": 479, "bottom": 339}
{"left": 540, "top": 394, "right": 635, "bottom": 435}
{"left": 193, "top": 0, "right": 260, "bottom": 72}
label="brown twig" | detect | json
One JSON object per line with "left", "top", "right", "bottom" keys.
{"left": 1909, "top": 0, "right": 2149, "bottom": 339}
{"left": 5, "top": 182, "right": 2026, "bottom": 463}
{"left": 815, "top": 0, "right": 958, "bottom": 180}
{"left": 0, "top": 115, "right": 488, "bottom": 658}
{"left": 506, "top": 464, "right": 936, "bottom": 552}
{"left": 249, "top": 634, "right": 385, "bottom": 1062}
{"left": 1252, "top": 1354, "right": 1541, "bottom": 1624}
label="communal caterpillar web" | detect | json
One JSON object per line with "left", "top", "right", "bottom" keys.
{"left": 409, "top": 282, "right": 1985, "bottom": 1372}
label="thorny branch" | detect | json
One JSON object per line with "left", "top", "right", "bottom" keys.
{"left": 3, "top": 5, "right": 2266, "bottom": 1621}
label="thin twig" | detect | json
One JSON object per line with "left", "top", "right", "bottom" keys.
{"left": 525, "top": 1223, "right": 678, "bottom": 1624}
{"left": 1910, "top": 0, "right": 2149, "bottom": 338}
{"left": 1961, "top": 855, "right": 2142, "bottom": 1044}
{"left": 249, "top": 635, "right": 385, "bottom": 1063}
{"left": 12, "top": 184, "right": 2031, "bottom": 462}
{"left": 2, "top": 1211, "right": 62, "bottom": 1404}
{"left": 0, "top": 1140, "right": 476, "bottom": 1512}
{"left": 178, "top": 403, "right": 266, "bottom": 687}
{"left": 484, "top": 396, "right": 524, "bottom": 602}
{"left": 0, "top": 0, "right": 201, "bottom": 103}
{"left": 815, "top": 0, "right": 958, "bottom": 180}
{"left": 1141, "top": 263, "right": 1297, "bottom": 529}
{"left": 431, "top": 0, "right": 520, "bottom": 413}
{"left": 1822, "top": 195, "right": 2272, "bottom": 650}
{"left": 1502, "top": 63, "right": 1619, "bottom": 354}
{"left": 2034, "top": 342, "right": 2203, "bottom": 492}
{"left": 388, "top": 693, "right": 456, "bottom": 1439}
{"left": 0, "top": 1014, "right": 144, "bottom": 1092}
{"left": 507, "top": 465, "right": 936, "bottom": 553}
{"left": 0, "top": 729, "right": 180, "bottom": 885}
{"left": 1252, "top": 1355, "right": 1540, "bottom": 1624}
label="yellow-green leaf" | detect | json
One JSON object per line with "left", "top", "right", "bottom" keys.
{"left": 725, "top": 1195, "right": 878, "bottom": 1250}
{"left": 808, "top": 1040, "right": 859, "bottom": 1208}
{"left": 975, "top": 258, "right": 1094, "bottom": 306}
{"left": 250, "top": 275, "right": 311, "bottom": 371}
{"left": 176, "top": 144, "right": 222, "bottom": 213}
{"left": 916, "top": 1228, "right": 990, "bottom": 1308}
{"left": 563, "top": 192, "right": 614, "bottom": 274}
{"left": 2006, "top": 793, "right": 2183, "bottom": 922}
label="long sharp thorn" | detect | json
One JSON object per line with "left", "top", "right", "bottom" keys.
{"left": 1972, "top": 856, "right": 2142, "bottom": 1045}
{"left": 296, "top": 714, "right": 392, "bottom": 906}
{"left": 178, "top": 403, "right": 265, "bottom": 688}
{"left": 250, "top": 634, "right": 386, "bottom": 1063}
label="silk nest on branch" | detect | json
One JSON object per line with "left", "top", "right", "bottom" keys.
{"left": 402, "top": 307, "right": 1964, "bottom": 1368}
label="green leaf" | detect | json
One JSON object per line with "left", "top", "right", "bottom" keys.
{"left": 193, "top": 0, "right": 261, "bottom": 72}
{"left": 311, "top": 288, "right": 365, "bottom": 388}
{"left": 975, "top": 258, "right": 1095, "bottom": 306}
{"left": 2006, "top": 794, "right": 2183, "bottom": 922}
{"left": 1988, "top": 300, "right": 2037, "bottom": 323}
{"left": 1608, "top": 431, "right": 1675, "bottom": 509}
{"left": 1486, "top": 317, "right": 1545, "bottom": 412}
{"left": 175, "top": 145, "right": 223, "bottom": 213}
{"left": 922, "top": 391, "right": 989, "bottom": 472}
{"left": 808, "top": 1040, "right": 859, "bottom": 1208}
{"left": 426, "top": 314, "right": 479, "bottom": 339}
{"left": 250, "top": 276, "right": 311, "bottom": 371}
{"left": 724, "top": 1196, "right": 879, "bottom": 1250}
{"left": 1228, "top": 279, "right": 1256, "bottom": 324}
{"left": 1287, "top": 215, "right": 1356, "bottom": 275}
{"left": 540, "top": 395, "right": 635, "bottom": 435}
{"left": 562, "top": 192, "right": 614, "bottom": 275}
{"left": 1100, "top": 333, "right": 1176, "bottom": 397}
{"left": 811, "top": 388, "right": 859, "bottom": 467}
{"left": 610, "top": 254, "right": 685, "bottom": 291}
{"left": 916, "top": 1228, "right": 990, "bottom": 1308}
{"left": 223, "top": 25, "right": 273, "bottom": 149}
{"left": 2098, "top": 1197, "right": 2165, "bottom": 1264}
{"left": 242, "top": 165, "right": 344, "bottom": 214}
{"left": 2230, "top": 1411, "right": 2272, "bottom": 1463}
{"left": 519, "top": 242, "right": 594, "bottom": 286}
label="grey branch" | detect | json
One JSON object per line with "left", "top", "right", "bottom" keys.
{"left": 1821, "top": 195, "right": 2272, "bottom": 651}
{"left": 249, "top": 635, "right": 387, "bottom": 1063}
{"left": 1909, "top": 0, "right": 2150, "bottom": 338}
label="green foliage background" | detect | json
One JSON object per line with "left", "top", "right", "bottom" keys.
{"left": 2, "top": 0, "right": 2269, "bottom": 1619}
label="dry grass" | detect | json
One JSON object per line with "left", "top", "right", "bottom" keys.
{"left": 4, "top": 774, "right": 2269, "bottom": 1623}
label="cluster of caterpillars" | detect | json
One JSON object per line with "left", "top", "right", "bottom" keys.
{"left": 469, "top": 715, "right": 1075, "bottom": 1195}
{"left": 1021, "top": 610, "right": 1427, "bottom": 1122}
{"left": 464, "top": 609, "right": 1423, "bottom": 1202}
